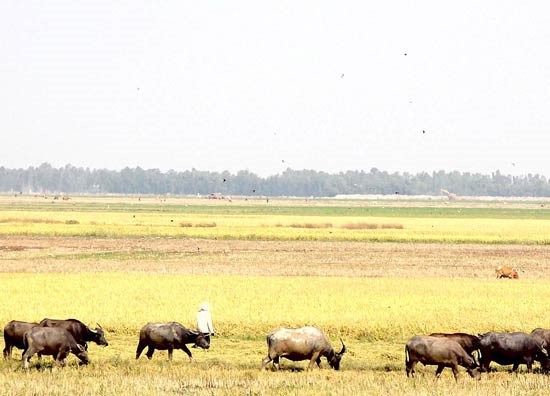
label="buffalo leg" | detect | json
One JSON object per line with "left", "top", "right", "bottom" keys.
{"left": 3, "top": 344, "right": 11, "bottom": 359}
{"left": 136, "top": 341, "right": 147, "bottom": 359}
{"left": 168, "top": 348, "right": 173, "bottom": 361}
{"left": 261, "top": 355, "right": 272, "bottom": 369}
{"left": 59, "top": 350, "right": 70, "bottom": 367}
{"left": 181, "top": 345, "right": 193, "bottom": 362}
{"left": 56, "top": 356, "right": 67, "bottom": 368}
{"left": 308, "top": 351, "right": 321, "bottom": 370}
{"left": 53, "top": 357, "right": 64, "bottom": 369}
{"left": 22, "top": 349, "right": 35, "bottom": 370}
{"left": 435, "top": 365, "right": 445, "bottom": 379}
{"left": 451, "top": 365, "right": 459, "bottom": 382}
{"left": 406, "top": 361, "right": 417, "bottom": 378}
{"left": 525, "top": 359, "right": 533, "bottom": 373}
{"left": 316, "top": 357, "right": 323, "bottom": 369}
{"left": 273, "top": 356, "right": 280, "bottom": 370}
{"left": 146, "top": 346, "right": 155, "bottom": 360}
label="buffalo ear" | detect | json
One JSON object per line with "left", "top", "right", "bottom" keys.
{"left": 77, "top": 344, "right": 86, "bottom": 352}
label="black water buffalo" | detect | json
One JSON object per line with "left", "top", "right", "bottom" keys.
{"left": 22, "top": 326, "right": 89, "bottom": 369}
{"left": 478, "top": 332, "right": 548, "bottom": 372}
{"left": 429, "top": 333, "right": 481, "bottom": 362}
{"left": 39, "top": 318, "right": 108, "bottom": 350}
{"left": 3, "top": 320, "right": 39, "bottom": 359}
{"left": 136, "top": 322, "right": 210, "bottom": 361}
{"left": 261, "top": 326, "right": 346, "bottom": 370}
{"left": 405, "top": 336, "right": 481, "bottom": 381}
{"left": 531, "top": 328, "right": 550, "bottom": 372}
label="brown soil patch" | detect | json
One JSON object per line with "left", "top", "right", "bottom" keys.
{"left": 1, "top": 236, "right": 549, "bottom": 278}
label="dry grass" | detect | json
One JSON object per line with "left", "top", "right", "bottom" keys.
{"left": 340, "top": 222, "right": 404, "bottom": 229}
{"left": 1, "top": 272, "right": 550, "bottom": 395}
{"left": 179, "top": 222, "right": 217, "bottom": 228}
{"left": 194, "top": 222, "right": 217, "bottom": 228}
{"left": 0, "top": 217, "right": 63, "bottom": 224}
{"left": 289, "top": 222, "right": 333, "bottom": 228}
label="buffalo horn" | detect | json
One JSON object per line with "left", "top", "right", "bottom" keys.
{"left": 97, "top": 323, "right": 103, "bottom": 330}
{"left": 339, "top": 338, "right": 346, "bottom": 355}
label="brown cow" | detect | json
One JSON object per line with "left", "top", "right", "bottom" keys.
{"left": 495, "top": 265, "right": 519, "bottom": 279}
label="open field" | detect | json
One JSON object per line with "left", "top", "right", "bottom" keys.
{"left": 1, "top": 196, "right": 550, "bottom": 395}
{"left": 1, "top": 195, "right": 550, "bottom": 243}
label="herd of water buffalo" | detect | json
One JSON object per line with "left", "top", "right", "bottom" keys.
{"left": 2, "top": 319, "right": 209, "bottom": 368}
{"left": 2, "top": 318, "right": 550, "bottom": 380}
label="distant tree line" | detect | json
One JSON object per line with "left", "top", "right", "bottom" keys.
{"left": 1, "top": 163, "right": 550, "bottom": 197}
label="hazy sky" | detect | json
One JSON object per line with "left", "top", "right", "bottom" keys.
{"left": 2, "top": 1, "right": 550, "bottom": 177}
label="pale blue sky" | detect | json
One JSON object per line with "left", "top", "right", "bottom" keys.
{"left": 2, "top": 1, "right": 550, "bottom": 176}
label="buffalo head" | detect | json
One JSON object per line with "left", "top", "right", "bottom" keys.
{"left": 328, "top": 339, "right": 346, "bottom": 370}
{"left": 90, "top": 324, "right": 109, "bottom": 346}
{"left": 74, "top": 343, "right": 90, "bottom": 365}
{"left": 194, "top": 332, "right": 210, "bottom": 350}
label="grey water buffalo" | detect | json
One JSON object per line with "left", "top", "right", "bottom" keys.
{"left": 429, "top": 333, "right": 481, "bottom": 362}
{"left": 3, "top": 320, "right": 39, "bottom": 359}
{"left": 261, "top": 326, "right": 346, "bottom": 370}
{"left": 22, "top": 326, "right": 89, "bottom": 369}
{"left": 478, "top": 332, "right": 548, "bottom": 372}
{"left": 39, "top": 318, "right": 108, "bottom": 350}
{"left": 136, "top": 322, "right": 210, "bottom": 361}
{"left": 405, "top": 336, "right": 481, "bottom": 381}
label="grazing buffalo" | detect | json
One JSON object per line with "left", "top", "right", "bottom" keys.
{"left": 531, "top": 328, "right": 550, "bottom": 346}
{"left": 3, "top": 320, "right": 39, "bottom": 359}
{"left": 22, "top": 326, "right": 89, "bottom": 369}
{"left": 39, "top": 318, "right": 108, "bottom": 350}
{"left": 495, "top": 265, "right": 519, "bottom": 279}
{"left": 405, "top": 336, "right": 481, "bottom": 381}
{"left": 136, "top": 322, "right": 210, "bottom": 361}
{"left": 531, "top": 328, "right": 550, "bottom": 372}
{"left": 429, "top": 333, "right": 481, "bottom": 363}
{"left": 261, "top": 326, "right": 346, "bottom": 370}
{"left": 478, "top": 332, "right": 548, "bottom": 372}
